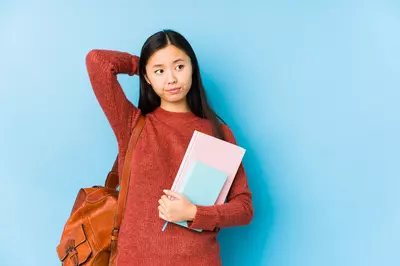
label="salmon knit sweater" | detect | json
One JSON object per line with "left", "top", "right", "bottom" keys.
{"left": 85, "top": 49, "right": 254, "bottom": 266}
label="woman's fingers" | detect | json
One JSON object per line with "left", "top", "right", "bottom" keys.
{"left": 158, "top": 199, "right": 168, "bottom": 211}
{"left": 159, "top": 210, "right": 168, "bottom": 221}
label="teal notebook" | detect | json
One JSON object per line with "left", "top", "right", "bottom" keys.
{"left": 163, "top": 160, "right": 228, "bottom": 232}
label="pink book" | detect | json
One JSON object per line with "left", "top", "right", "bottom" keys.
{"left": 171, "top": 130, "right": 246, "bottom": 205}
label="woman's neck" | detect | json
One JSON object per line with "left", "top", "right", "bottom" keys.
{"left": 160, "top": 100, "right": 190, "bottom": 113}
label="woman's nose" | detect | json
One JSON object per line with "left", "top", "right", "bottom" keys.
{"left": 167, "top": 70, "right": 177, "bottom": 85}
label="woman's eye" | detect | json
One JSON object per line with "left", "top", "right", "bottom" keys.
{"left": 155, "top": 69, "right": 163, "bottom": 74}
{"left": 176, "top": 65, "right": 184, "bottom": 70}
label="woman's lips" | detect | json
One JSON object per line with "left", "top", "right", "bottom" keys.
{"left": 166, "top": 87, "right": 181, "bottom": 94}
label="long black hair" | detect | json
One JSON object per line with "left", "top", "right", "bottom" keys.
{"left": 137, "top": 29, "right": 226, "bottom": 140}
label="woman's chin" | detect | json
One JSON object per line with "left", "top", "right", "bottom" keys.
{"left": 162, "top": 93, "right": 187, "bottom": 103}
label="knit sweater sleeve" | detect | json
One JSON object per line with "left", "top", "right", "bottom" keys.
{"left": 187, "top": 126, "right": 254, "bottom": 231}
{"left": 85, "top": 49, "right": 141, "bottom": 157}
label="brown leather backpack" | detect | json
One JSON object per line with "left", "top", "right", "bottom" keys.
{"left": 57, "top": 116, "right": 146, "bottom": 266}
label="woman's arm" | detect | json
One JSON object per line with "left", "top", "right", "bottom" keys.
{"left": 85, "top": 49, "right": 141, "bottom": 156}
{"left": 188, "top": 127, "right": 254, "bottom": 231}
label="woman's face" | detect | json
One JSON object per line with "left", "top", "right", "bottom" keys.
{"left": 144, "top": 45, "right": 193, "bottom": 107}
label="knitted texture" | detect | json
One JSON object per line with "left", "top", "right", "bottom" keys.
{"left": 86, "top": 49, "right": 254, "bottom": 266}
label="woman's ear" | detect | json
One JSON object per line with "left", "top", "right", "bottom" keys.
{"left": 144, "top": 74, "right": 151, "bottom": 85}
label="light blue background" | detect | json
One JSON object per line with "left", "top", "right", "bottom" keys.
{"left": 1, "top": 1, "right": 399, "bottom": 265}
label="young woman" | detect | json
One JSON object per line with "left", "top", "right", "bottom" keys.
{"left": 86, "top": 29, "right": 253, "bottom": 266}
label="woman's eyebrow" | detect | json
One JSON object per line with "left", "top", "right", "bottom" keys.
{"left": 152, "top": 58, "right": 185, "bottom": 68}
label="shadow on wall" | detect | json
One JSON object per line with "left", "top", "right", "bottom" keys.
{"left": 203, "top": 75, "right": 275, "bottom": 266}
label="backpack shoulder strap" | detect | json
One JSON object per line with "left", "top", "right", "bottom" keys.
{"left": 105, "top": 116, "right": 146, "bottom": 189}
{"left": 112, "top": 115, "right": 146, "bottom": 230}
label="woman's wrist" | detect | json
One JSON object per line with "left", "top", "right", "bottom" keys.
{"left": 187, "top": 204, "right": 197, "bottom": 221}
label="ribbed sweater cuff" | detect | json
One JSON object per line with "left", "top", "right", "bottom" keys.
{"left": 128, "top": 55, "right": 140, "bottom": 76}
{"left": 188, "top": 205, "right": 218, "bottom": 231}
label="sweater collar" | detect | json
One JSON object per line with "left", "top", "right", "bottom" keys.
{"left": 151, "top": 106, "right": 200, "bottom": 124}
